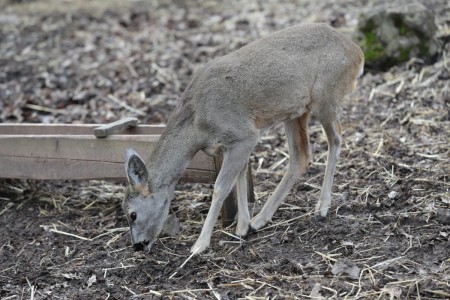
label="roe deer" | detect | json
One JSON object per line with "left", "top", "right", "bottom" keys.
{"left": 123, "top": 23, "right": 364, "bottom": 254}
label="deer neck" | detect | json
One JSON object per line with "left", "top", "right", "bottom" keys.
{"left": 147, "top": 109, "right": 200, "bottom": 191}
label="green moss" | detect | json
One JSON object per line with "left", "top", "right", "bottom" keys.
{"left": 398, "top": 47, "right": 410, "bottom": 61}
{"left": 417, "top": 36, "right": 429, "bottom": 55}
{"left": 362, "top": 31, "right": 384, "bottom": 62}
{"left": 392, "top": 14, "right": 409, "bottom": 36}
{"left": 398, "top": 24, "right": 409, "bottom": 36}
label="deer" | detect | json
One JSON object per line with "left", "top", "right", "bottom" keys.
{"left": 122, "top": 23, "right": 364, "bottom": 254}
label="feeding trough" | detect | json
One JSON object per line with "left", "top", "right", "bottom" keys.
{"left": 0, "top": 117, "right": 254, "bottom": 224}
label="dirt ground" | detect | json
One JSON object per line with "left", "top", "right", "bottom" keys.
{"left": 1, "top": 0, "right": 449, "bottom": 299}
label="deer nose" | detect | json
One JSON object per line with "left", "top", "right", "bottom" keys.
{"left": 133, "top": 241, "right": 149, "bottom": 251}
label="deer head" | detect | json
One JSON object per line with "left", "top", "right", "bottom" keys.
{"left": 122, "top": 149, "right": 171, "bottom": 251}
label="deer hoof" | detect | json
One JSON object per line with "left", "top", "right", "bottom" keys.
{"left": 235, "top": 222, "right": 250, "bottom": 237}
{"left": 190, "top": 239, "right": 210, "bottom": 255}
{"left": 249, "top": 215, "right": 269, "bottom": 231}
{"left": 313, "top": 214, "right": 327, "bottom": 223}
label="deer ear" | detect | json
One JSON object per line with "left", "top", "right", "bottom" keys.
{"left": 125, "top": 149, "right": 149, "bottom": 190}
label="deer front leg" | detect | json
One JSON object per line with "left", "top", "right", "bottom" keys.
{"left": 235, "top": 163, "right": 250, "bottom": 237}
{"left": 191, "top": 138, "right": 258, "bottom": 254}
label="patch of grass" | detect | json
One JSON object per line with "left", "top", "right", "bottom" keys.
{"left": 398, "top": 47, "right": 410, "bottom": 61}
{"left": 362, "top": 31, "right": 385, "bottom": 62}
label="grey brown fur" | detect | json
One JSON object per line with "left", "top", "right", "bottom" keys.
{"left": 123, "top": 23, "right": 364, "bottom": 254}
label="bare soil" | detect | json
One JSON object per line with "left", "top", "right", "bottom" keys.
{"left": 1, "top": 0, "right": 449, "bottom": 299}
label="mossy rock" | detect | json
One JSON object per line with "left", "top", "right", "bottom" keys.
{"left": 356, "top": 2, "right": 440, "bottom": 71}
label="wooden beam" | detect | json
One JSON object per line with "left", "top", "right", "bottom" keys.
{"left": 0, "top": 156, "right": 215, "bottom": 182}
{"left": 0, "top": 123, "right": 165, "bottom": 135}
{"left": 0, "top": 130, "right": 216, "bottom": 182}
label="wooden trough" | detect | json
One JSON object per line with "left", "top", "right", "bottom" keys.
{"left": 0, "top": 118, "right": 254, "bottom": 224}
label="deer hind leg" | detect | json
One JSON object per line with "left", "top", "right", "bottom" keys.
{"left": 250, "top": 113, "right": 311, "bottom": 231}
{"left": 297, "top": 112, "right": 312, "bottom": 173}
{"left": 191, "top": 136, "right": 258, "bottom": 254}
{"left": 314, "top": 113, "right": 342, "bottom": 219}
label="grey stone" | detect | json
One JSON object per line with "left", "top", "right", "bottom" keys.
{"left": 331, "top": 258, "right": 361, "bottom": 279}
{"left": 356, "top": 2, "right": 440, "bottom": 70}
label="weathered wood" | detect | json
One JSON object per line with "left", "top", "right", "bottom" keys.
{"left": 0, "top": 123, "right": 165, "bottom": 135}
{"left": 94, "top": 117, "right": 139, "bottom": 138}
{"left": 0, "top": 135, "right": 212, "bottom": 170}
{"left": 246, "top": 163, "right": 256, "bottom": 204}
{"left": 0, "top": 126, "right": 216, "bottom": 182}
{"left": 0, "top": 156, "right": 215, "bottom": 182}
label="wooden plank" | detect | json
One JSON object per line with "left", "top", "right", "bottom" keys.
{"left": 0, "top": 131, "right": 216, "bottom": 181}
{"left": 0, "top": 123, "right": 165, "bottom": 135}
{"left": 0, "top": 135, "right": 214, "bottom": 172}
{"left": 0, "top": 156, "right": 216, "bottom": 182}
{"left": 94, "top": 117, "right": 138, "bottom": 138}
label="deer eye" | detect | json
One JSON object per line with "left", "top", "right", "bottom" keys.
{"left": 130, "top": 212, "right": 137, "bottom": 221}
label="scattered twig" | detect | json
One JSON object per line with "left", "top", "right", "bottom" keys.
{"left": 24, "top": 104, "right": 67, "bottom": 115}
{"left": 106, "top": 94, "right": 146, "bottom": 116}
{"left": 48, "top": 226, "right": 92, "bottom": 241}
{"left": 25, "top": 277, "right": 36, "bottom": 300}
{"left": 169, "top": 251, "right": 197, "bottom": 279}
